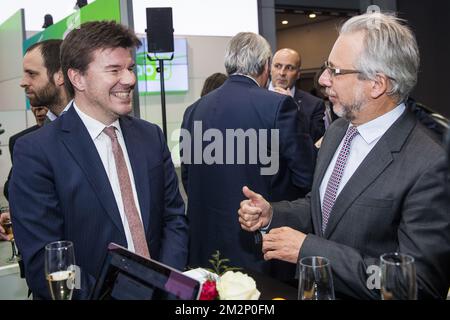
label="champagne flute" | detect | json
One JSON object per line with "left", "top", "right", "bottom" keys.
{"left": 380, "top": 252, "right": 417, "bottom": 300}
{"left": 298, "top": 256, "right": 335, "bottom": 300}
{"left": 45, "top": 241, "right": 76, "bottom": 300}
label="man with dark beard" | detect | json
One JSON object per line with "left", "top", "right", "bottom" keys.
{"left": 20, "top": 39, "right": 70, "bottom": 120}
{"left": 3, "top": 40, "right": 70, "bottom": 200}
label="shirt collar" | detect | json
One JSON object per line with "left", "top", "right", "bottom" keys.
{"left": 73, "top": 101, "right": 122, "bottom": 141}
{"left": 46, "top": 101, "right": 72, "bottom": 121}
{"left": 353, "top": 103, "right": 406, "bottom": 144}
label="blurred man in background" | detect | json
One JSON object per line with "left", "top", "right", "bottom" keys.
{"left": 181, "top": 32, "right": 314, "bottom": 281}
{"left": 270, "top": 48, "right": 325, "bottom": 143}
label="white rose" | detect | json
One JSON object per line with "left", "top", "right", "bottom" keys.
{"left": 216, "top": 271, "right": 261, "bottom": 300}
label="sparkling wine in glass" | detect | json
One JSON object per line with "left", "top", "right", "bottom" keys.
{"left": 298, "top": 256, "right": 335, "bottom": 300}
{"left": 45, "top": 241, "right": 76, "bottom": 300}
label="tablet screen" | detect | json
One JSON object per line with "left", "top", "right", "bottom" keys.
{"left": 91, "top": 243, "right": 200, "bottom": 300}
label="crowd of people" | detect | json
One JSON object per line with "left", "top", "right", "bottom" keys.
{"left": 0, "top": 11, "right": 449, "bottom": 300}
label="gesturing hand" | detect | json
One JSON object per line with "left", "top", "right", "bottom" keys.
{"left": 238, "top": 186, "right": 272, "bottom": 232}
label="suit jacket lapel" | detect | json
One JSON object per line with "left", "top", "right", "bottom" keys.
{"left": 120, "top": 117, "right": 151, "bottom": 233}
{"left": 323, "top": 110, "right": 416, "bottom": 238}
{"left": 59, "top": 106, "right": 125, "bottom": 235}
{"left": 295, "top": 89, "right": 303, "bottom": 107}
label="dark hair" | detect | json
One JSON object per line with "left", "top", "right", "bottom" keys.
{"left": 26, "top": 39, "right": 63, "bottom": 84}
{"left": 61, "top": 20, "right": 141, "bottom": 97}
{"left": 200, "top": 73, "right": 227, "bottom": 97}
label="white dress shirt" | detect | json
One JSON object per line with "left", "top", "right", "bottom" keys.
{"left": 319, "top": 103, "right": 406, "bottom": 206}
{"left": 73, "top": 102, "right": 143, "bottom": 253}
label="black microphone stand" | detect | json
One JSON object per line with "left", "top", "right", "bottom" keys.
{"left": 147, "top": 53, "right": 174, "bottom": 142}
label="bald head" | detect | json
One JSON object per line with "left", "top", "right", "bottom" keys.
{"left": 271, "top": 48, "right": 301, "bottom": 90}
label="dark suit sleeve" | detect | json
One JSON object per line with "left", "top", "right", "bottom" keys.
{"left": 277, "top": 96, "right": 315, "bottom": 191}
{"left": 10, "top": 135, "right": 106, "bottom": 300}
{"left": 3, "top": 169, "right": 11, "bottom": 200}
{"left": 270, "top": 194, "right": 314, "bottom": 233}
{"left": 180, "top": 106, "right": 192, "bottom": 194}
{"left": 156, "top": 127, "right": 189, "bottom": 271}
{"left": 9, "top": 135, "right": 15, "bottom": 162}
{"left": 9, "top": 137, "right": 64, "bottom": 299}
{"left": 299, "top": 154, "right": 450, "bottom": 299}
{"left": 310, "top": 100, "right": 326, "bottom": 143}
{"left": 4, "top": 136, "right": 16, "bottom": 200}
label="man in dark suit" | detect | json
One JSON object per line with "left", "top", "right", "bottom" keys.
{"left": 181, "top": 32, "right": 315, "bottom": 277}
{"left": 270, "top": 48, "right": 326, "bottom": 143}
{"left": 4, "top": 39, "right": 71, "bottom": 200}
{"left": 239, "top": 12, "right": 450, "bottom": 299}
{"left": 3, "top": 107, "right": 47, "bottom": 201}
{"left": 9, "top": 21, "right": 188, "bottom": 299}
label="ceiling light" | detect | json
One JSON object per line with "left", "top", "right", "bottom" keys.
{"left": 281, "top": 20, "right": 289, "bottom": 25}
{"left": 309, "top": 13, "right": 316, "bottom": 19}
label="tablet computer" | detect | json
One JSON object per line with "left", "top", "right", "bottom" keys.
{"left": 90, "top": 243, "right": 200, "bottom": 300}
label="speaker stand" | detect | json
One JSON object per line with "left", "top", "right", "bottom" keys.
{"left": 147, "top": 53, "right": 174, "bottom": 142}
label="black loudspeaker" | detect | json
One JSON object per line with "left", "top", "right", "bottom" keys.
{"left": 146, "top": 7, "right": 174, "bottom": 53}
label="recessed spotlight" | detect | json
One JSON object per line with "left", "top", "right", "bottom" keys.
{"left": 281, "top": 20, "right": 289, "bottom": 25}
{"left": 309, "top": 13, "right": 316, "bottom": 19}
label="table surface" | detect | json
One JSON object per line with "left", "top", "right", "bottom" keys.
{"left": 245, "top": 269, "right": 298, "bottom": 300}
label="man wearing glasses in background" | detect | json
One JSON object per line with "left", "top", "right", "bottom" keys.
{"left": 239, "top": 12, "right": 450, "bottom": 299}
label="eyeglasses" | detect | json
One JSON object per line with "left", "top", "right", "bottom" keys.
{"left": 323, "top": 61, "right": 361, "bottom": 78}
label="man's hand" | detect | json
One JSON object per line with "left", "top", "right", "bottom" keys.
{"left": 262, "top": 227, "right": 307, "bottom": 264}
{"left": 0, "top": 211, "right": 11, "bottom": 241}
{"left": 238, "top": 186, "right": 272, "bottom": 232}
{"left": 272, "top": 86, "right": 293, "bottom": 97}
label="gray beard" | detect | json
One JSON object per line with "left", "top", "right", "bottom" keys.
{"left": 334, "top": 92, "right": 366, "bottom": 122}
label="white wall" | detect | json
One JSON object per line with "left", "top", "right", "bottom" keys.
{"left": 0, "top": 0, "right": 259, "bottom": 36}
{"left": 132, "top": 0, "right": 258, "bottom": 36}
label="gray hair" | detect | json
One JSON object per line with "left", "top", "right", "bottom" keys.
{"left": 340, "top": 12, "right": 420, "bottom": 102}
{"left": 224, "top": 32, "right": 272, "bottom": 77}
